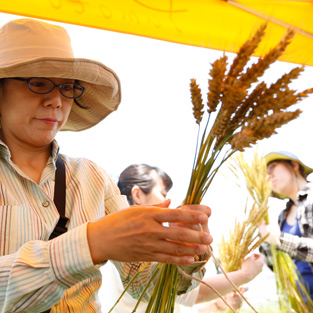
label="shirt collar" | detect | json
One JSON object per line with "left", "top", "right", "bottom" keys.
{"left": 51, "top": 140, "right": 60, "bottom": 164}
{"left": 285, "top": 183, "right": 311, "bottom": 208}
{"left": 297, "top": 184, "right": 311, "bottom": 202}
{"left": 0, "top": 139, "right": 60, "bottom": 163}
{"left": 0, "top": 140, "right": 12, "bottom": 161}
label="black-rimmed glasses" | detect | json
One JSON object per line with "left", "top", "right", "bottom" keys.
{"left": 9, "top": 77, "right": 85, "bottom": 99}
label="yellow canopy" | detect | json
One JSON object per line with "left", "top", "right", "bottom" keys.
{"left": 1, "top": 0, "right": 313, "bottom": 66}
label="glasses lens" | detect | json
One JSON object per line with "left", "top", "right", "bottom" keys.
{"left": 29, "top": 78, "right": 53, "bottom": 94}
{"left": 60, "top": 83, "right": 85, "bottom": 99}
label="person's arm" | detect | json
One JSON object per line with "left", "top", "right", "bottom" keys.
{"left": 259, "top": 220, "right": 313, "bottom": 262}
{"left": 195, "top": 254, "right": 264, "bottom": 303}
{"left": 279, "top": 232, "right": 313, "bottom": 262}
{"left": 0, "top": 155, "right": 212, "bottom": 312}
{"left": 0, "top": 224, "right": 98, "bottom": 312}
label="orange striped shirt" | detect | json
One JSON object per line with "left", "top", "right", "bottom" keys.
{"left": 0, "top": 140, "right": 204, "bottom": 312}
{"left": 0, "top": 140, "right": 160, "bottom": 312}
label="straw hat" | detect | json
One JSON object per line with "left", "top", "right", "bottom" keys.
{"left": 265, "top": 151, "right": 313, "bottom": 176}
{"left": 0, "top": 18, "right": 121, "bottom": 131}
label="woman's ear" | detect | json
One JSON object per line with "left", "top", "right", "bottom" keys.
{"left": 131, "top": 186, "right": 143, "bottom": 205}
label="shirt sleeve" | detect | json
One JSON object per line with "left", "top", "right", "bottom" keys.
{"left": 0, "top": 223, "right": 98, "bottom": 313}
{"left": 176, "top": 286, "right": 200, "bottom": 306}
{"left": 279, "top": 232, "right": 313, "bottom": 263}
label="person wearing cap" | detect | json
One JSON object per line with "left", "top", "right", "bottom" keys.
{"left": 0, "top": 19, "right": 213, "bottom": 312}
{"left": 258, "top": 151, "right": 313, "bottom": 300}
{"left": 100, "top": 164, "right": 264, "bottom": 313}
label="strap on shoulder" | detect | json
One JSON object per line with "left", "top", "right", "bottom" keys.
{"left": 49, "top": 156, "right": 68, "bottom": 240}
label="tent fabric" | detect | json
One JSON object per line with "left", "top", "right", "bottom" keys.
{"left": 1, "top": 0, "right": 313, "bottom": 66}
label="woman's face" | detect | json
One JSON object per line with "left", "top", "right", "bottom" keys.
{"left": 0, "top": 78, "right": 73, "bottom": 148}
{"left": 267, "top": 161, "right": 296, "bottom": 197}
{"left": 141, "top": 174, "right": 168, "bottom": 206}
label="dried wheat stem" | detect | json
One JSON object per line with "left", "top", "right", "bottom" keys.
{"left": 207, "top": 245, "right": 259, "bottom": 313}
{"left": 175, "top": 265, "right": 236, "bottom": 313}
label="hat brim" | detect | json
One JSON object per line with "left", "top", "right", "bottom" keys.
{"left": 265, "top": 153, "right": 313, "bottom": 175}
{"left": 0, "top": 57, "right": 121, "bottom": 131}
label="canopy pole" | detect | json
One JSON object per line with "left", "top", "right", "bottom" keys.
{"left": 225, "top": 0, "right": 313, "bottom": 39}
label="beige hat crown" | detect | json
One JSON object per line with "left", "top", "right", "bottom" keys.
{"left": 0, "top": 18, "right": 121, "bottom": 131}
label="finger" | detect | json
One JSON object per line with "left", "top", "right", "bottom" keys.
{"left": 145, "top": 239, "right": 209, "bottom": 259}
{"left": 154, "top": 199, "right": 171, "bottom": 208}
{"left": 180, "top": 205, "right": 211, "bottom": 232}
{"left": 175, "top": 222, "right": 209, "bottom": 232}
{"left": 143, "top": 253, "right": 197, "bottom": 265}
{"left": 251, "top": 253, "right": 262, "bottom": 260}
{"left": 181, "top": 204, "right": 212, "bottom": 218}
{"left": 161, "top": 224, "right": 212, "bottom": 246}
{"left": 155, "top": 207, "right": 209, "bottom": 225}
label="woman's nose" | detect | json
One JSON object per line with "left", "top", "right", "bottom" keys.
{"left": 42, "top": 87, "right": 62, "bottom": 108}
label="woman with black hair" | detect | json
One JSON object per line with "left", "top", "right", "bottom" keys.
{"left": 100, "top": 164, "right": 264, "bottom": 313}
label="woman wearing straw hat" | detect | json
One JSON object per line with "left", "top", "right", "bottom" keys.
{"left": 258, "top": 151, "right": 313, "bottom": 300}
{"left": 0, "top": 19, "right": 213, "bottom": 312}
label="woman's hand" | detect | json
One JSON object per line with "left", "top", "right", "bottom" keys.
{"left": 87, "top": 200, "right": 213, "bottom": 265}
{"left": 258, "top": 220, "right": 281, "bottom": 246}
{"left": 199, "top": 287, "right": 247, "bottom": 313}
{"left": 240, "top": 253, "right": 265, "bottom": 281}
{"left": 215, "top": 287, "right": 247, "bottom": 311}
{"left": 171, "top": 202, "right": 211, "bottom": 233}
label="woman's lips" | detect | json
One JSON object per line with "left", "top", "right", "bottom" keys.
{"left": 38, "top": 118, "right": 59, "bottom": 125}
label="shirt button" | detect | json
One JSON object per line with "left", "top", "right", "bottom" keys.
{"left": 42, "top": 201, "right": 50, "bottom": 207}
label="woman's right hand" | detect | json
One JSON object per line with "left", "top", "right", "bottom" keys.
{"left": 240, "top": 253, "right": 265, "bottom": 281}
{"left": 87, "top": 201, "right": 213, "bottom": 265}
{"left": 258, "top": 220, "right": 281, "bottom": 246}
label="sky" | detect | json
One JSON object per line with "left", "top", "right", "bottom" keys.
{"left": 1, "top": 12, "right": 313, "bottom": 310}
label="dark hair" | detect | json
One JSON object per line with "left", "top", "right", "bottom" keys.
{"left": 74, "top": 80, "right": 89, "bottom": 109}
{"left": 117, "top": 164, "right": 173, "bottom": 205}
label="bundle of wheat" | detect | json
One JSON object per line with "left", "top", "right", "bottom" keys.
{"left": 110, "top": 23, "right": 313, "bottom": 313}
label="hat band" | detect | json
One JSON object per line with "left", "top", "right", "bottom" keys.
{"left": 0, "top": 46, "right": 74, "bottom": 67}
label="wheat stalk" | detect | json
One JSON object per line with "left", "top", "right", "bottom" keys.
{"left": 145, "top": 23, "right": 313, "bottom": 313}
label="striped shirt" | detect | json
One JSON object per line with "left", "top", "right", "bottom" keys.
{"left": 0, "top": 140, "right": 205, "bottom": 312}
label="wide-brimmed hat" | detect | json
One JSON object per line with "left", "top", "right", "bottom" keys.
{"left": 265, "top": 151, "right": 313, "bottom": 176}
{"left": 0, "top": 18, "right": 121, "bottom": 131}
